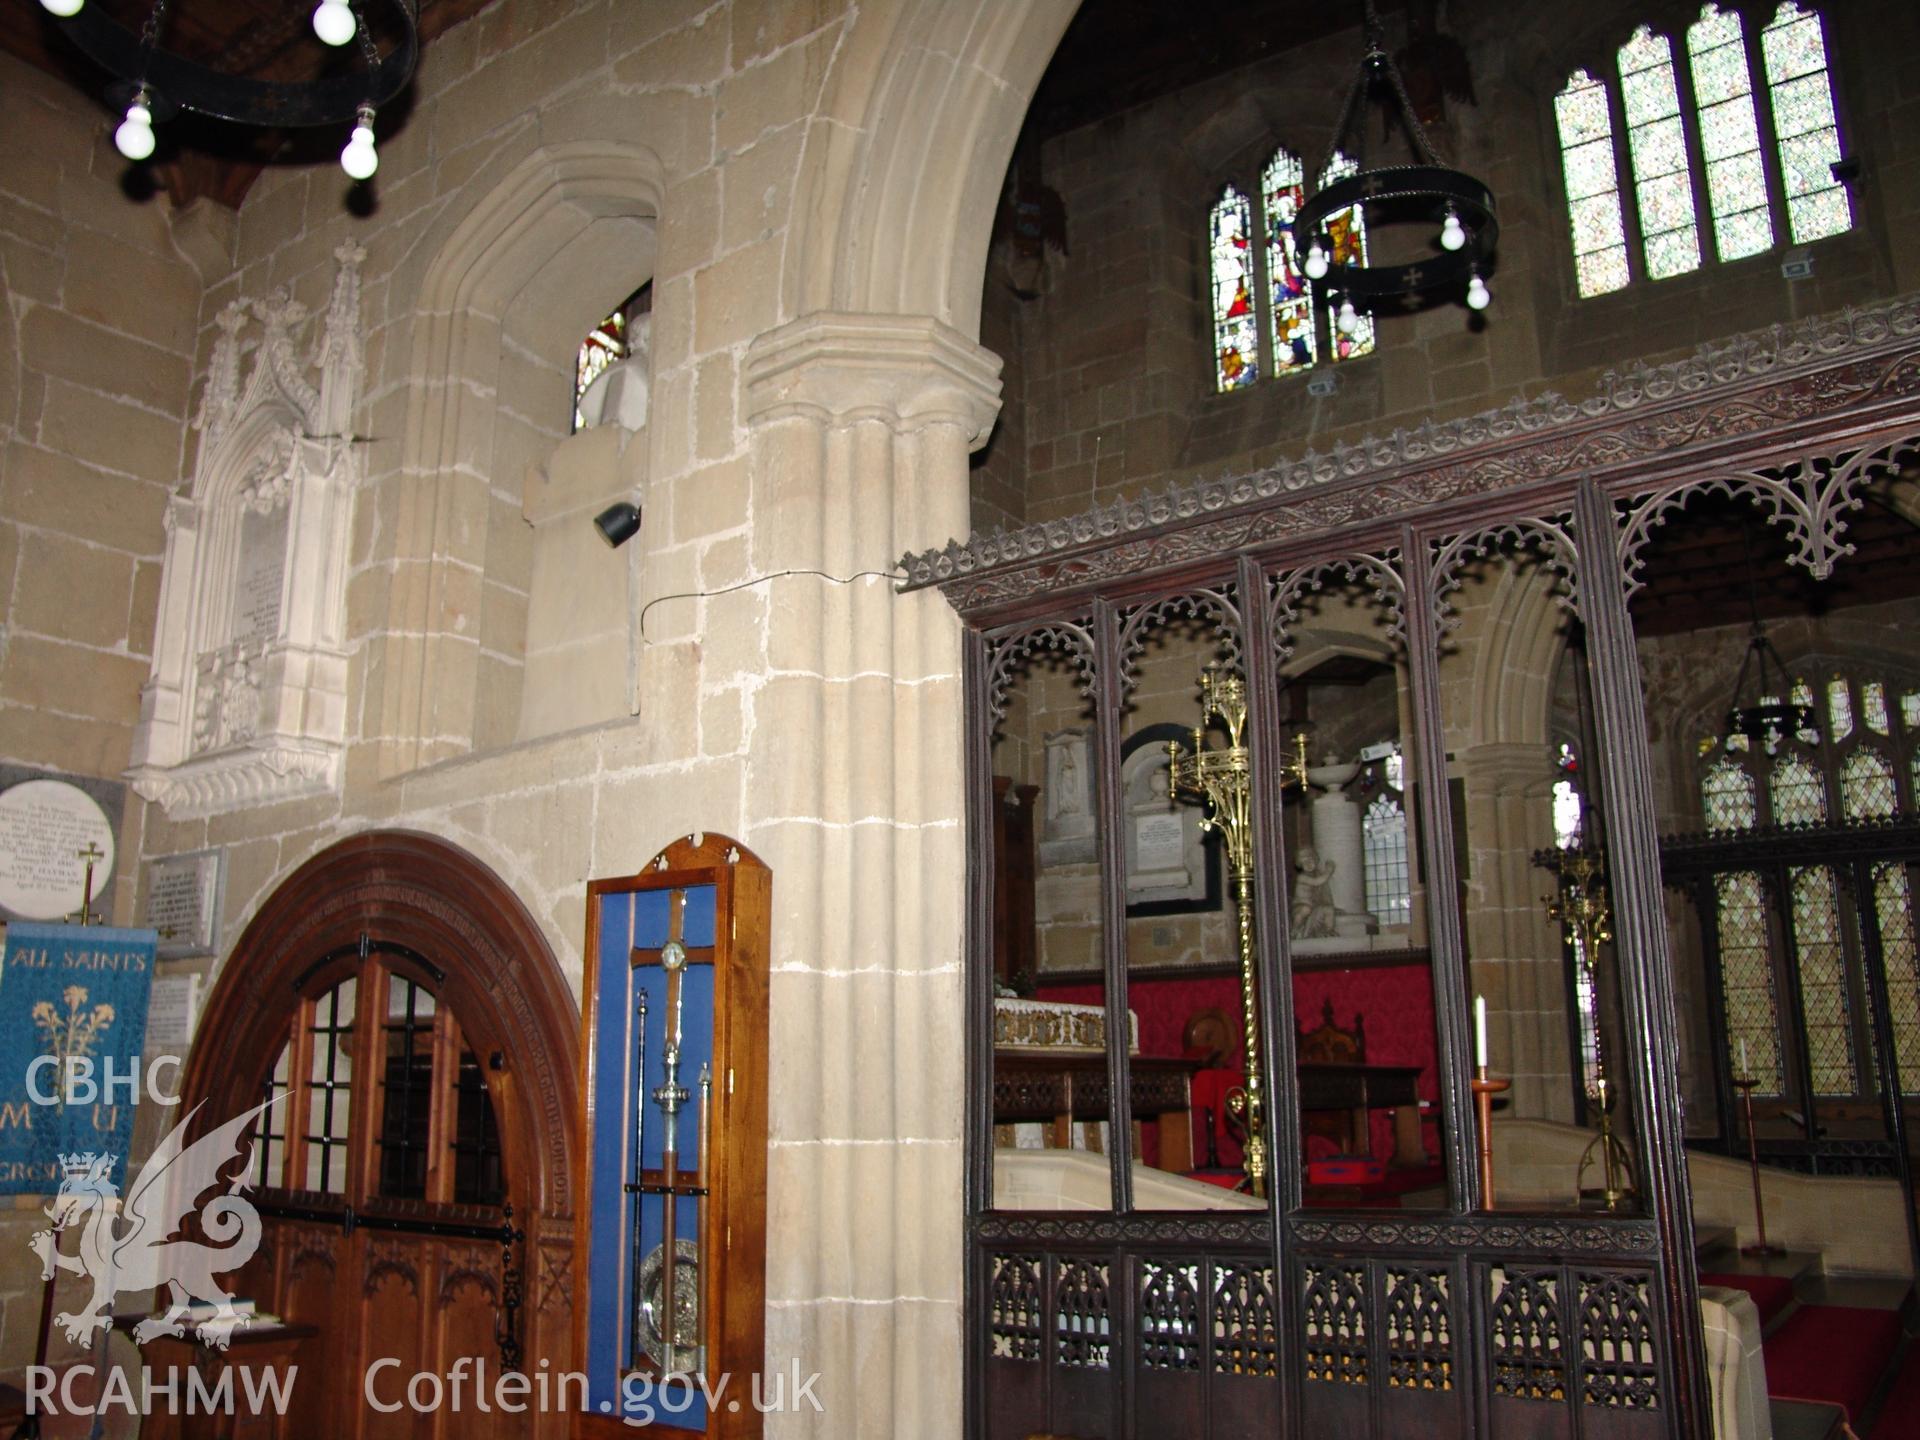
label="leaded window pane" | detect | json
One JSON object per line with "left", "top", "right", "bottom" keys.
{"left": 1827, "top": 676, "right": 1854, "bottom": 741}
{"left": 1556, "top": 71, "right": 1632, "bottom": 297}
{"left": 1262, "top": 149, "right": 1317, "bottom": 376}
{"left": 1688, "top": 4, "right": 1775, "bottom": 263}
{"left": 1363, "top": 793, "right": 1412, "bottom": 927}
{"left": 1840, "top": 747, "right": 1898, "bottom": 821}
{"left": 1863, "top": 681, "right": 1890, "bottom": 736}
{"left": 1553, "top": 778, "right": 1585, "bottom": 851}
{"left": 1873, "top": 863, "right": 1920, "bottom": 1096}
{"left": 1319, "top": 152, "right": 1376, "bottom": 363}
{"left": 1770, "top": 754, "right": 1827, "bottom": 826}
{"left": 1717, "top": 871, "right": 1785, "bottom": 1096}
{"left": 1210, "top": 188, "right": 1260, "bottom": 392}
{"left": 1619, "top": 27, "right": 1702, "bottom": 279}
{"left": 1762, "top": 4, "right": 1851, "bottom": 243}
{"left": 1703, "top": 757, "right": 1757, "bottom": 832}
{"left": 1790, "top": 865, "right": 1858, "bottom": 1095}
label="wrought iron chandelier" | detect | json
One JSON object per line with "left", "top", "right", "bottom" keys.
{"left": 1294, "top": 0, "right": 1497, "bottom": 330}
{"left": 1724, "top": 622, "right": 1815, "bottom": 753}
{"left": 1723, "top": 523, "right": 1816, "bottom": 753}
{"left": 40, "top": 0, "right": 420, "bottom": 181}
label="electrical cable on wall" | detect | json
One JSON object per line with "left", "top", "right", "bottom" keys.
{"left": 638, "top": 568, "right": 908, "bottom": 644}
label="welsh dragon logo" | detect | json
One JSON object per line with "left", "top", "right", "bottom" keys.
{"left": 30, "top": 1095, "right": 281, "bottom": 1349}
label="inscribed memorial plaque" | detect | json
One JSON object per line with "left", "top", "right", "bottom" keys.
{"left": 232, "top": 502, "right": 289, "bottom": 643}
{"left": 0, "top": 779, "right": 115, "bottom": 921}
{"left": 144, "top": 848, "right": 224, "bottom": 958}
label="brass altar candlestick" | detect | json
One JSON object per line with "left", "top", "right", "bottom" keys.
{"left": 1167, "top": 665, "right": 1310, "bottom": 1199}
{"left": 1545, "top": 850, "right": 1636, "bottom": 1209}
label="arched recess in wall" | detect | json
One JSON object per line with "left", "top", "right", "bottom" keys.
{"left": 378, "top": 141, "right": 666, "bottom": 775}
{"left": 784, "top": 0, "right": 1081, "bottom": 336}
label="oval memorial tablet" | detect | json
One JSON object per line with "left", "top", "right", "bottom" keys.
{"left": 0, "top": 778, "right": 116, "bottom": 921}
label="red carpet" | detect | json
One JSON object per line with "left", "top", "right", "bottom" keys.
{"left": 1762, "top": 1304, "right": 1902, "bottom": 1422}
{"left": 1876, "top": 1343, "right": 1920, "bottom": 1439}
{"left": 1699, "top": 1271, "right": 1796, "bottom": 1328}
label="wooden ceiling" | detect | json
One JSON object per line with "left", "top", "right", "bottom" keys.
{"left": 1025, "top": 0, "right": 1411, "bottom": 142}
{"left": 2, "top": 0, "right": 491, "bottom": 208}
{"left": 1628, "top": 490, "right": 1920, "bottom": 637}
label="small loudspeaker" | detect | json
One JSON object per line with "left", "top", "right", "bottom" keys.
{"left": 594, "top": 500, "right": 642, "bottom": 548}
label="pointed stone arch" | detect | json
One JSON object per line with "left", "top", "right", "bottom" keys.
{"left": 375, "top": 140, "right": 666, "bottom": 776}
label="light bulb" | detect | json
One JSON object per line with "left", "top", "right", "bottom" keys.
{"left": 39, "top": 0, "right": 85, "bottom": 16}
{"left": 340, "top": 107, "right": 378, "bottom": 180}
{"left": 312, "top": 0, "right": 357, "bottom": 46}
{"left": 1336, "top": 297, "right": 1359, "bottom": 335}
{"left": 1304, "top": 239, "right": 1330, "bottom": 281}
{"left": 114, "top": 95, "right": 155, "bottom": 162}
{"left": 1466, "top": 272, "right": 1491, "bottom": 311}
{"left": 1439, "top": 208, "right": 1466, "bottom": 252}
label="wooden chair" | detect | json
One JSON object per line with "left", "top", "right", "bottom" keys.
{"left": 1297, "top": 998, "right": 1368, "bottom": 1156}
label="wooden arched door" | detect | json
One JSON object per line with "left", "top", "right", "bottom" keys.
{"left": 177, "top": 832, "right": 580, "bottom": 1439}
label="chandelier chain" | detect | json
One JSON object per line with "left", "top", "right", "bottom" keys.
{"left": 138, "top": 0, "right": 170, "bottom": 57}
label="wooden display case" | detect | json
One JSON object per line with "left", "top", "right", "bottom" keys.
{"left": 575, "top": 834, "right": 770, "bottom": 1438}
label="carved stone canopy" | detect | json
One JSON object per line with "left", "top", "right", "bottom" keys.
{"left": 127, "top": 243, "right": 366, "bottom": 819}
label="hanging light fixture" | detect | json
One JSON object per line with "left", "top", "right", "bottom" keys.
{"left": 1723, "top": 522, "right": 1816, "bottom": 754}
{"left": 1724, "top": 623, "right": 1815, "bottom": 754}
{"left": 39, "top": 0, "right": 419, "bottom": 182}
{"left": 1294, "top": 0, "right": 1498, "bottom": 326}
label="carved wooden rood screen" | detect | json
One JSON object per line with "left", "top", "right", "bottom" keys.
{"left": 910, "top": 296, "right": 1920, "bottom": 1440}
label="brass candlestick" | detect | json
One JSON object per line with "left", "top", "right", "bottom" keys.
{"left": 1167, "top": 665, "right": 1310, "bottom": 1199}
{"left": 1732, "top": 1075, "right": 1783, "bottom": 1257}
{"left": 1471, "top": 1066, "right": 1511, "bottom": 1209}
{"left": 1545, "top": 849, "right": 1636, "bottom": 1209}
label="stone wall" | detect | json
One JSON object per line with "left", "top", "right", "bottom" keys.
{"left": 0, "top": 50, "right": 222, "bottom": 1369}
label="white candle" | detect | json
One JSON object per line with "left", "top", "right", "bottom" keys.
{"left": 1474, "top": 995, "right": 1488, "bottom": 1069}
{"left": 1739, "top": 1038, "right": 1749, "bottom": 1076}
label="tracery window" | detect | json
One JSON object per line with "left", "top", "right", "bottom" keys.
{"left": 1696, "top": 668, "right": 1920, "bottom": 1108}
{"left": 1208, "top": 147, "right": 1373, "bottom": 392}
{"left": 1553, "top": 4, "right": 1850, "bottom": 298}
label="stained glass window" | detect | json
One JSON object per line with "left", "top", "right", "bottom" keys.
{"left": 1319, "top": 152, "right": 1377, "bottom": 362}
{"left": 1863, "top": 681, "right": 1890, "bottom": 736}
{"left": 1770, "top": 754, "right": 1826, "bottom": 826}
{"left": 1686, "top": 6, "right": 1774, "bottom": 262}
{"left": 1556, "top": 70, "right": 1632, "bottom": 296}
{"left": 1263, "top": 149, "right": 1317, "bottom": 375}
{"left": 1827, "top": 676, "right": 1854, "bottom": 741}
{"left": 1874, "top": 862, "right": 1920, "bottom": 1095}
{"left": 1210, "top": 187, "right": 1260, "bottom": 392}
{"left": 1703, "top": 757, "right": 1757, "bottom": 832}
{"left": 1840, "top": 748, "right": 1898, "bottom": 821}
{"left": 1717, "top": 871, "right": 1785, "bottom": 1095}
{"left": 1790, "top": 865, "right": 1858, "bottom": 1095}
{"left": 574, "top": 308, "right": 627, "bottom": 432}
{"left": 1762, "top": 3, "right": 1851, "bottom": 244}
{"left": 1553, "top": 779, "right": 1585, "bottom": 850}
{"left": 1903, "top": 691, "right": 1920, "bottom": 730}
{"left": 1618, "top": 26, "right": 1702, "bottom": 280}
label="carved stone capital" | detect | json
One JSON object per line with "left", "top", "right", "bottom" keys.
{"left": 743, "top": 310, "right": 1002, "bottom": 449}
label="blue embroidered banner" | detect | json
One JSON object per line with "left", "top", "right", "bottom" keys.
{"left": 0, "top": 922, "right": 159, "bottom": 1195}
